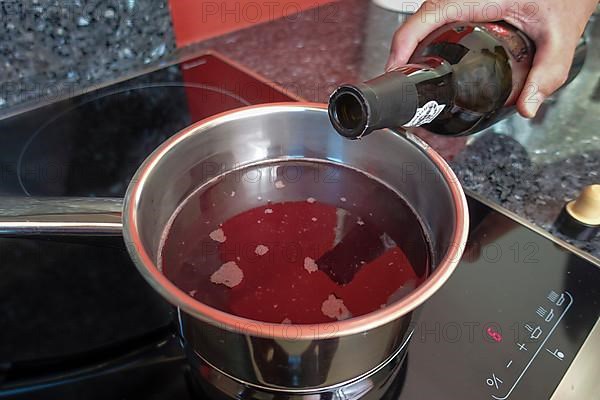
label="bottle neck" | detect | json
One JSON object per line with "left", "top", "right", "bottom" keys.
{"left": 328, "top": 58, "right": 452, "bottom": 139}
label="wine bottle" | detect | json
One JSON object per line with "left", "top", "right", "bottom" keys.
{"left": 328, "top": 22, "right": 587, "bottom": 139}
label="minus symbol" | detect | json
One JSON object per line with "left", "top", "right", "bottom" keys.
{"left": 506, "top": 360, "right": 513, "bottom": 368}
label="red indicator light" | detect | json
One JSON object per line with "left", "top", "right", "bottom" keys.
{"left": 487, "top": 327, "right": 503, "bottom": 342}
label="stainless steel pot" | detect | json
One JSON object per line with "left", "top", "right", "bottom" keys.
{"left": 0, "top": 103, "right": 468, "bottom": 399}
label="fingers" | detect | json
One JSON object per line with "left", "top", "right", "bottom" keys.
{"left": 386, "top": 1, "right": 448, "bottom": 70}
{"left": 385, "top": 0, "right": 491, "bottom": 70}
{"left": 517, "top": 34, "right": 576, "bottom": 118}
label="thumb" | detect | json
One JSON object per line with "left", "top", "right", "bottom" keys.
{"left": 517, "top": 36, "right": 575, "bottom": 118}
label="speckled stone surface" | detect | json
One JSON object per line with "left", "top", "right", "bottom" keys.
{"left": 451, "top": 132, "right": 600, "bottom": 259}
{"left": 0, "top": 0, "right": 175, "bottom": 108}
{"left": 0, "top": 0, "right": 598, "bottom": 257}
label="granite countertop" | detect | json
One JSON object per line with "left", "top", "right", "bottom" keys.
{"left": 0, "top": 0, "right": 176, "bottom": 108}
{"left": 0, "top": 0, "right": 598, "bottom": 258}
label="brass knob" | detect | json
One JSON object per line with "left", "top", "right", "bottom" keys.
{"left": 566, "top": 184, "right": 600, "bottom": 226}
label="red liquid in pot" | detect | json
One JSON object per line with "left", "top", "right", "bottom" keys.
{"left": 160, "top": 161, "right": 431, "bottom": 324}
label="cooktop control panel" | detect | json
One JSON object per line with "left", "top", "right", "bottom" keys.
{"left": 486, "top": 288, "right": 573, "bottom": 400}
{"left": 397, "top": 197, "right": 600, "bottom": 400}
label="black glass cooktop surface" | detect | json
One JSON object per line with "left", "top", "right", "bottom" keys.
{"left": 0, "top": 52, "right": 598, "bottom": 400}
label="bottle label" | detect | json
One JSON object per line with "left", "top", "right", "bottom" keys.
{"left": 404, "top": 101, "right": 446, "bottom": 127}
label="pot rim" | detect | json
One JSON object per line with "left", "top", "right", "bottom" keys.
{"left": 123, "top": 102, "right": 469, "bottom": 340}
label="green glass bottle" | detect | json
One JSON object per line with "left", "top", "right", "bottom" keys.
{"left": 328, "top": 22, "right": 586, "bottom": 138}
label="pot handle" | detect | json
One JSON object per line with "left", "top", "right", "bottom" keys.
{"left": 0, "top": 197, "right": 123, "bottom": 236}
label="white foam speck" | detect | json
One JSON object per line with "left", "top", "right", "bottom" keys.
{"left": 340, "top": 197, "right": 347, "bottom": 202}
{"left": 257, "top": 196, "right": 263, "bottom": 200}
{"left": 210, "top": 261, "right": 244, "bottom": 288}
{"left": 275, "top": 180, "right": 286, "bottom": 189}
{"left": 321, "top": 294, "right": 352, "bottom": 321}
{"left": 209, "top": 228, "right": 226, "bottom": 243}
{"left": 311, "top": 217, "right": 318, "bottom": 222}
{"left": 282, "top": 318, "right": 292, "bottom": 324}
{"left": 380, "top": 233, "right": 397, "bottom": 249}
{"left": 257, "top": 220, "right": 262, "bottom": 224}
{"left": 307, "top": 197, "right": 316, "bottom": 203}
{"left": 189, "top": 290, "right": 197, "bottom": 296}
{"left": 230, "top": 191, "right": 236, "bottom": 197}
{"left": 356, "top": 218, "right": 365, "bottom": 226}
{"left": 255, "top": 244, "right": 269, "bottom": 256}
{"left": 388, "top": 262, "right": 394, "bottom": 266}
{"left": 264, "top": 208, "right": 274, "bottom": 214}
{"left": 304, "top": 257, "right": 318, "bottom": 273}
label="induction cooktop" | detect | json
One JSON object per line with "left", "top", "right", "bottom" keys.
{"left": 0, "top": 51, "right": 598, "bottom": 400}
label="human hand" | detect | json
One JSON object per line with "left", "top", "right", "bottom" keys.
{"left": 386, "top": 0, "right": 598, "bottom": 118}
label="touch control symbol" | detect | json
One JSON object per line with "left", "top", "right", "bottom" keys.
{"left": 487, "top": 373, "right": 503, "bottom": 389}
{"left": 536, "top": 307, "right": 547, "bottom": 318}
{"left": 517, "top": 342, "right": 528, "bottom": 351}
{"left": 544, "top": 308, "right": 555, "bottom": 323}
{"left": 547, "top": 291, "right": 566, "bottom": 306}
{"left": 531, "top": 326, "right": 542, "bottom": 340}
{"left": 506, "top": 360, "right": 513, "bottom": 368}
{"left": 524, "top": 324, "right": 543, "bottom": 340}
{"left": 546, "top": 348, "right": 565, "bottom": 361}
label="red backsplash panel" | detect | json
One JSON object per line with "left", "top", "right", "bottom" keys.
{"left": 179, "top": 51, "right": 303, "bottom": 122}
{"left": 170, "top": 0, "right": 339, "bottom": 47}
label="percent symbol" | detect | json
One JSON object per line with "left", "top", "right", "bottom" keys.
{"left": 486, "top": 373, "right": 503, "bottom": 389}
